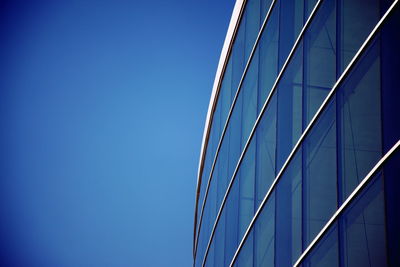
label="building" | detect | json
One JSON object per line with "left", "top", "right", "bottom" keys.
{"left": 194, "top": 0, "right": 400, "bottom": 266}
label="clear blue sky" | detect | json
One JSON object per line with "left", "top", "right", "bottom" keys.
{"left": 0, "top": 0, "right": 234, "bottom": 266}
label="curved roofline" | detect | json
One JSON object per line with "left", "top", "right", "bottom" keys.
{"left": 193, "top": 0, "right": 246, "bottom": 256}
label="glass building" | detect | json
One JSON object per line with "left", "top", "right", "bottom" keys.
{"left": 194, "top": 0, "right": 400, "bottom": 266}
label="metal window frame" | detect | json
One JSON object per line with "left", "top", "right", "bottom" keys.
{"left": 229, "top": 1, "right": 398, "bottom": 265}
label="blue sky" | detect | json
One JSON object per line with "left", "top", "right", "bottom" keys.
{"left": 0, "top": 0, "right": 234, "bottom": 266}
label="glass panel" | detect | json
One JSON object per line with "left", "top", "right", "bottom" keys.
{"left": 275, "top": 151, "right": 303, "bottom": 266}
{"left": 301, "top": 148, "right": 400, "bottom": 267}
{"left": 235, "top": 232, "right": 255, "bottom": 267}
{"left": 381, "top": 3, "right": 400, "bottom": 153}
{"left": 303, "top": 100, "right": 337, "bottom": 246}
{"left": 303, "top": 0, "right": 336, "bottom": 125}
{"left": 339, "top": 0, "right": 380, "bottom": 72}
{"left": 383, "top": 152, "right": 400, "bottom": 267}
{"left": 219, "top": 61, "right": 234, "bottom": 127}
{"left": 254, "top": 192, "right": 275, "bottom": 266}
{"left": 305, "top": 0, "right": 319, "bottom": 19}
{"left": 240, "top": 50, "right": 259, "bottom": 147}
{"left": 278, "top": 0, "right": 304, "bottom": 69}
{"left": 301, "top": 223, "right": 339, "bottom": 267}
{"left": 297, "top": 8, "right": 400, "bottom": 266}
{"left": 276, "top": 41, "right": 303, "bottom": 170}
{"left": 238, "top": 141, "right": 256, "bottom": 238}
{"left": 255, "top": 95, "right": 277, "bottom": 207}
{"left": 257, "top": 1, "right": 280, "bottom": 113}
{"left": 223, "top": 172, "right": 240, "bottom": 266}
{"left": 245, "top": 0, "right": 262, "bottom": 58}
{"left": 234, "top": 192, "right": 276, "bottom": 267}
{"left": 261, "top": 0, "right": 274, "bottom": 23}
{"left": 337, "top": 38, "right": 382, "bottom": 203}
{"left": 379, "top": 6, "right": 400, "bottom": 266}
{"left": 341, "top": 173, "right": 387, "bottom": 267}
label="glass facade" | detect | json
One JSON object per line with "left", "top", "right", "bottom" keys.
{"left": 194, "top": 0, "right": 400, "bottom": 266}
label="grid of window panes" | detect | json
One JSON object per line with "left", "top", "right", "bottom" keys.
{"left": 195, "top": 0, "right": 273, "bottom": 254}
{"left": 195, "top": 0, "right": 400, "bottom": 266}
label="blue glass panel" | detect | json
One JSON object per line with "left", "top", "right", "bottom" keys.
{"left": 383, "top": 152, "right": 400, "bottom": 267}
{"left": 381, "top": 4, "right": 400, "bottom": 153}
{"left": 303, "top": 0, "right": 336, "bottom": 125}
{"left": 276, "top": 151, "right": 303, "bottom": 266}
{"left": 235, "top": 231, "right": 255, "bottom": 267}
{"left": 276, "top": 41, "right": 303, "bottom": 171}
{"left": 235, "top": 191, "right": 276, "bottom": 267}
{"left": 339, "top": 0, "right": 380, "bottom": 72}
{"left": 205, "top": 209, "right": 226, "bottom": 267}
{"left": 305, "top": 0, "right": 319, "bottom": 19}
{"left": 238, "top": 141, "right": 256, "bottom": 238}
{"left": 340, "top": 172, "right": 387, "bottom": 267}
{"left": 261, "top": 0, "right": 274, "bottom": 23}
{"left": 231, "top": 21, "right": 246, "bottom": 100}
{"left": 297, "top": 8, "right": 400, "bottom": 266}
{"left": 245, "top": 0, "right": 262, "bottom": 58}
{"left": 223, "top": 172, "right": 240, "bottom": 266}
{"left": 228, "top": 94, "right": 244, "bottom": 179}
{"left": 255, "top": 94, "right": 277, "bottom": 207}
{"left": 217, "top": 131, "right": 230, "bottom": 207}
{"left": 301, "top": 223, "right": 339, "bottom": 267}
{"left": 301, "top": 153, "right": 400, "bottom": 267}
{"left": 220, "top": 57, "right": 233, "bottom": 119}
{"left": 253, "top": 192, "right": 275, "bottom": 266}
{"left": 302, "top": 100, "right": 337, "bottom": 246}
{"left": 240, "top": 49, "right": 259, "bottom": 147}
{"left": 379, "top": 6, "right": 400, "bottom": 266}
{"left": 278, "top": 0, "right": 304, "bottom": 69}
{"left": 214, "top": 203, "right": 227, "bottom": 266}
{"left": 257, "top": 2, "right": 279, "bottom": 113}
{"left": 337, "top": 38, "right": 382, "bottom": 203}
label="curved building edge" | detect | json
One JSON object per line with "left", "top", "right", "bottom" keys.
{"left": 193, "top": 0, "right": 246, "bottom": 255}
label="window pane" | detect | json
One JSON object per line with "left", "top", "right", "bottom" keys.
{"left": 276, "top": 151, "right": 303, "bottom": 266}
{"left": 303, "top": 100, "right": 337, "bottom": 246}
